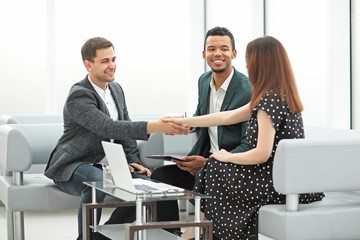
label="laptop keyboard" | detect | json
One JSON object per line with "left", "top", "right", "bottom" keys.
{"left": 135, "top": 184, "right": 158, "bottom": 191}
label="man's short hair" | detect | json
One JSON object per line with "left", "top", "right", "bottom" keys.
{"left": 81, "top": 37, "right": 114, "bottom": 62}
{"left": 204, "top": 26, "right": 235, "bottom": 51}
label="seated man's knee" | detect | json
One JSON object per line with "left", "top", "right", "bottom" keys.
{"left": 150, "top": 165, "right": 168, "bottom": 181}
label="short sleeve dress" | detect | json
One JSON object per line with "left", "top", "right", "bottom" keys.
{"left": 193, "top": 92, "right": 324, "bottom": 240}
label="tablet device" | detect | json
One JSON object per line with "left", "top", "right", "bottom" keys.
{"left": 145, "top": 155, "right": 184, "bottom": 161}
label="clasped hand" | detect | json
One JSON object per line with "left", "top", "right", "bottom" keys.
{"left": 163, "top": 117, "right": 232, "bottom": 163}
{"left": 159, "top": 116, "right": 189, "bottom": 135}
{"left": 148, "top": 117, "right": 189, "bottom": 135}
{"left": 162, "top": 116, "right": 187, "bottom": 127}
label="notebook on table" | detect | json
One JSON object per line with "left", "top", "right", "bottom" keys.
{"left": 101, "top": 141, "right": 184, "bottom": 195}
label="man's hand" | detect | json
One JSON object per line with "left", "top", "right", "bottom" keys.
{"left": 129, "top": 163, "right": 151, "bottom": 177}
{"left": 147, "top": 119, "right": 190, "bottom": 135}
{"left": 172, "top": 155, "right": 206, "bottom": 175}
{"left": 163, "top": 116, "right": 187, "bottom": 126}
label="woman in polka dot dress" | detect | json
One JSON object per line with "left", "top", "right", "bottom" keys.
{"left": 166, "top": 36, "right": 324, "bottom": 240}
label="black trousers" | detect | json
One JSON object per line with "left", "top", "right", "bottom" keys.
{"left": 151, "top": 164, "right": 195, "bottom": 224}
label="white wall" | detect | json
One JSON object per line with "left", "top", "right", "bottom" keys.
{"left": 266, "top": 0, "right": 350, "bottom": 128}
{"left": 0, "top": 0, "right": 48, "bottom": 115}
{"left": 0, "top": 0, "right": 204, "bottom": 117}
{"left": 205, "top": 0, "right": 351, "bottom": 128}
{"left": 206, "top": 0, "right": 264, "bottom": 75}
{"left": 352, "top": 0, "right": 360, "bottom": 129}
{"left": 0, "top": 0, "right": 357, "bottom": 130}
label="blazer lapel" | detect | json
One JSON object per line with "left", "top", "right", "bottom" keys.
{"left": 220, "top": 74, "right": 239, "bottom": 112}
{"left": 82, "top": 76, "right": 111, "bottom": 117}
{"left": 200, "top": 75, "right": 212, "bottom": 115}
{"left": 108, "top": 84, "right": 124, "bottom": 120}
{"left": 218, "top": 71, "right": 239, "bottom": 145}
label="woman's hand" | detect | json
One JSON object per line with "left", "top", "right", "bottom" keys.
{"left": 161, "top": 116, "right": 190, "bottom": 135}
{"left": 147, "top": 118, "right": 190, "bottom": 135}
{"left": 162, "top": 116, "right": 187, "bottom": 126}
{"left": 129, "top": 163, "right": 151, "bottom": 177}
{"left": 210, "top": 149, "right": 231, "bottom": 163}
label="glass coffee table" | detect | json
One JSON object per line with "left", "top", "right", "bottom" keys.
{"left": 82, "top": 181, "right": 212, "bottom": 240}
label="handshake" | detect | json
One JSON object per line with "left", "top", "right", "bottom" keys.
{"left": 147, "top": 116, "right": 190, "bottom": 135}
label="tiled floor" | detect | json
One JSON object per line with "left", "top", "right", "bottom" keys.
{"left": 0, "top": 202, "right": 273, "bottom": 239}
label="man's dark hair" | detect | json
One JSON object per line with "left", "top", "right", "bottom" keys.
{"left": 204, "top": 26, "right": 235, "bottom": 51}
{"left": 81, "top": 37, "right": 114, "bottom": 62}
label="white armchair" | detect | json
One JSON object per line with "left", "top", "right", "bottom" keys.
{"left": 0, "top": 124, "right": 80, "bottom": 240}
{"left": 258, "top": 126, "right": 360, "bottom": 239}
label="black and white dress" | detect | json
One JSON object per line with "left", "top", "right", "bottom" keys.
{"left": 193, "top": 92, "right": 324, "bottom": 240}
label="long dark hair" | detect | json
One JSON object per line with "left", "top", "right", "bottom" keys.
{"left": 246, "top": 36, "right": 303, "bottom": 113}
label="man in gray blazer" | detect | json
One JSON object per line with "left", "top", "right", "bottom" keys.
{"left": 44, "top": 37, "right": 188, "bottom": 240}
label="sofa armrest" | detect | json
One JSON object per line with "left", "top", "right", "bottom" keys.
{"left": 0, "top": 125, "right": 32, "bottom": 173}
{"left": 273, "top": 138, "right": 360, "bottom": 194}
{"left": 0, "top": 123, "right": 64, "bottom": 175}
{"left": 0, "top": 114, "right": 19, "bottom": 124}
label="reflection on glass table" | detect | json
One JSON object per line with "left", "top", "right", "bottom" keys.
{"left": 82, "top": 181, "right": 212, "bottom": 240}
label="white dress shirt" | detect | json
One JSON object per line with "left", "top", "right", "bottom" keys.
{"left": 88, "top": 77, "right": 118, "bottom": 121}
{"left": 208, "top": 68, "right": 234, "bottom": 154}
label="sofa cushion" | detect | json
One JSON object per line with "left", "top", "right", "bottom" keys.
{"left": 258, "top": 192, "right": 360, "bottom": 240}
{"left": 0, "top": 173, "right": 79, "bottom": 211}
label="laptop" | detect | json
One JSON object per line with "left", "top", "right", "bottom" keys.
{"left": 101, "top": 141, "right": 184, "bottom": 195}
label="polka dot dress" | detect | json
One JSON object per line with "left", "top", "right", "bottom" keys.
{"left": 193, "top": 92, "right": 324, "bottom": 240}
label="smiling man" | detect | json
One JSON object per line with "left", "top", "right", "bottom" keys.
{"left": 44, "top": 37, "right": 188, "bottom": 240}
{"left": 150, "top": 27, "right": 253, "bottom": 237}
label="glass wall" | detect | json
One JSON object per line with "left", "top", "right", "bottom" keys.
{"left": 0, "top": 0, "right": 204, "bottom": 116}
{"left": 352, "top": 0, "right": 360, "bottom": 129}
{"left": 0, "top": 0, "right": 48, "bottom": 114}
{"left": 0, "top": 0, "right": 357, "bottom": 129}
{"left": 206, "top": 0, "right": 264, "bottom": 75}
{"left": 206, "top": 0, "right": 351, "bottom": 128}
{"left": 266, "top": 0, "right": 350, "bottom": 128}
{"left": 54, "top": 0, "right": 204, "bottom": 115}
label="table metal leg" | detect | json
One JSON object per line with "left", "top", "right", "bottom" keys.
{"left": 142, "top": 204, "right": 147, "bottom": 240}
{"left": 195, "top": 196, "right": 201, "bottom": 240}
{"left": 82, "top": 203, "right": 90, "bottom": 240}
{"left": 135, "top": 199, "right": 143, "bottom": 240}
{"left": 125, "top": 220, "right": 213, "bottom": 240}
{"left": 91, "top": 187, "right": 97, "bottom": 230}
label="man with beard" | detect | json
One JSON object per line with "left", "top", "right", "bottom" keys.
{"left": 150, "top": 26, "right": 252, "bottom": 236}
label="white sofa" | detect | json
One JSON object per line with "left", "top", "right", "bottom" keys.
{"left": 5, "top": 114, "right": 360, "bottom": 239}
{"left": 0, "top": 114, "right": 196, "bottom": 240}
{"left": 0, "top": 113, "right": 196, "bottom": 171}
{"left": 258, "top": 126, "right": 360, "bottom": 239}
{"left": 0, "top": 124, "right": 80, "bottom": 240}
{"left": 0, "top": 114, "right": 63, "bottom": 125}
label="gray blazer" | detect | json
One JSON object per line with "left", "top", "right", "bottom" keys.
{"left": 44, "top": 76, "right": 149, "bottom": 182}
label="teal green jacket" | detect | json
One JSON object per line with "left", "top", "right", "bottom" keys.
{"left": 188, "top": 68, "right": 252, "bottom": 158}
